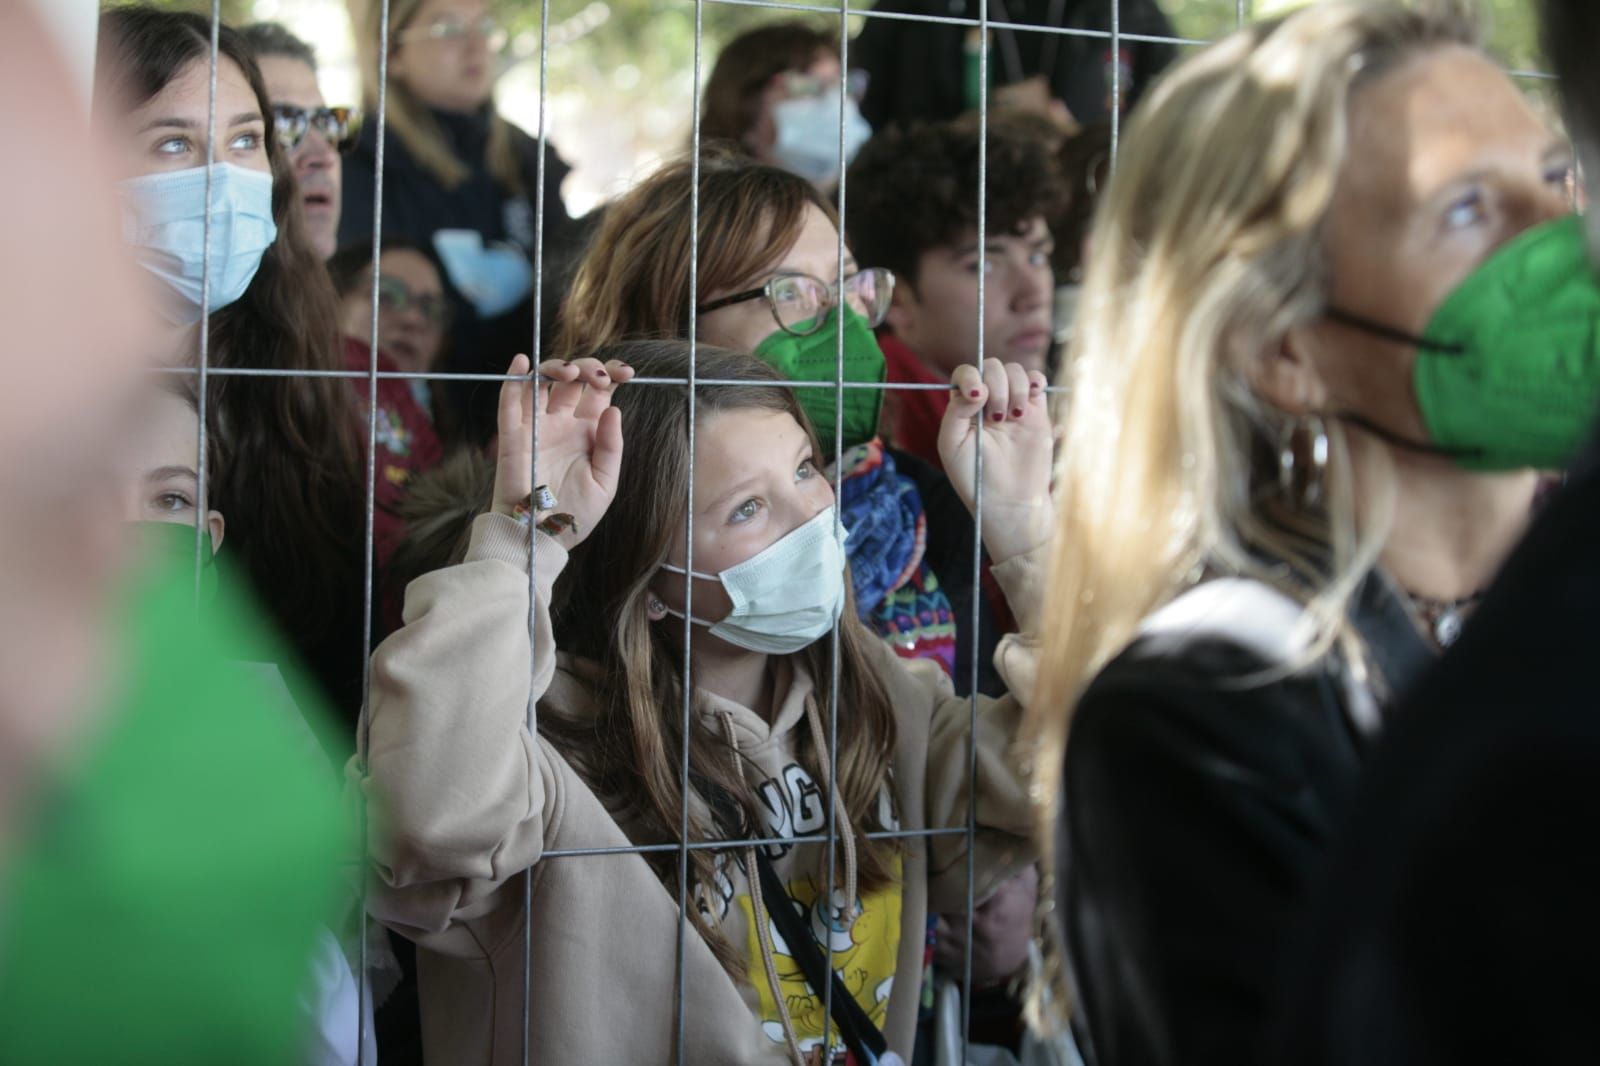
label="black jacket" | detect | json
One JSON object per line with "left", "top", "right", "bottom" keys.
{"left": 851, "top": 0, "right": 1177, "bottom": 131}
{"left": 1275, "top": 452, "right": 1600, "bottom": 1066}
{"left": 1059, "top": 573, "right": 1433, "bottom": 1066}
{"left": 339, "top": 107, "right": 583, "bottom": 442}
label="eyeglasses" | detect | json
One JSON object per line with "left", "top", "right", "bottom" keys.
{"left": 777, "top": 69, "right": 870, "bottom": 102}
{"left": 397, "top": 14, "right": 508, "bottom": 52}
{"left": 377, "top": 275, "right": 451, "bottom": 328}
{"left": 271, "top": 105, "right": 362, "bottom": 153}
{"left": 695, "top": 267, "right": 895, "bottom": 337}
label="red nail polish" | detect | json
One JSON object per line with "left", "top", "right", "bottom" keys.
{"left": 969, "top": 389, "right": 982, "bottom": 398}
{"left": 991, "top": 412, "right": 1005, "bottom": 422}
{"left": 1011, "top": 407, "right": 1024, "bottom": 418}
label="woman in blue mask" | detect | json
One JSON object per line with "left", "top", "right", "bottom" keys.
{"left": 360, "top": 338, "right": 1052, "bottom": 1065}
{"left": 95, "top": 8, "right": 368, "bottom": 743}
{"left": 342, "top": 0, "right": 584, "bottom": 446}
{"left": 701, "top": 21, "right": 872, "bottom": 193}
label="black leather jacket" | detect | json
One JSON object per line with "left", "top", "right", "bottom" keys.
{"left": 1058, "top": 573, "right": 1434, "bottom": 1066}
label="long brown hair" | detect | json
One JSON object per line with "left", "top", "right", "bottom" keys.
{"left": 97, "top": 6, "right": 367, "bottom": 718}
{"left": 349, "top": 0, "right": 525, "bottom": 194}
{"left": 555, "top": 151, "right": 831, "bottom": 358}
{"left": 545, "top": 340, "right": 900, "bottom": 978}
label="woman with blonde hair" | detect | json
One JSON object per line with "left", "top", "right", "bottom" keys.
{"left": 1025, "top": 1, "right": 1578, "bottom": 1061}
{"left": 342, "top": 0, "right": 582, "bottom": 442}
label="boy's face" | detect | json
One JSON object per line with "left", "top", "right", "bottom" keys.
{"left": 886, "top": 217, "right": 1055, "bottom": 378}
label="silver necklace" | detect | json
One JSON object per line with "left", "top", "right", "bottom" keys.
{"left": 1404, "top": 589, "right": 1485, "bottom": 648}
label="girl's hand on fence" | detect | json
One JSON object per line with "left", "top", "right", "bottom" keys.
{"left": 939, "top": 358, "right": 1055, "bottom": 564}
{"left": 491, "top": 354, "right": 634, "bottom": 548}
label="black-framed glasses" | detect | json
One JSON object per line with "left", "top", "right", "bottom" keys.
{"left": 271, "top": 105, "right": 362, "bottom": 153}
{"left": 696, "top": 267, "right": 895, "bottom": 337}
{"left": 377, "top": 275, "right": 451, "bottom": 328}
{"left": 397, "top": 14, "right": 508, "bottom": 52}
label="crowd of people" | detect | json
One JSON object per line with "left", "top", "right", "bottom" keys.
{"left": 3, "top": 0, "right": 1599, "bottom": 1063}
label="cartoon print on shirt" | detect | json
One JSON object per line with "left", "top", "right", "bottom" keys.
{"left": 739, "top": 860, "right": 903, "bottom": 1057}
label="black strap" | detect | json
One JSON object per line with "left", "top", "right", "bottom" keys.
{"left": 700, "top": 777, "right": 889, "bottom": 1064}
{"left": 752, "top": 846, "right": 890, "bottom": 1064}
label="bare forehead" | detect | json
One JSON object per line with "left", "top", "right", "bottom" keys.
{"left": 381, "top": 247, "right": 444, "bottom": 289}
{"left": 1341, "top": 46, "right": 1551, "bottom": 206}
{"left": 137, "top": 55, "right": 258, "bottom": 119}
{"left": 692, "top": 407, "right": 807, "bottom": 477}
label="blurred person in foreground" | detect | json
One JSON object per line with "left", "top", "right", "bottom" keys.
{"left": 1274, "top": 0, "right": 1600, "bottom": 1062}
{"left": 0, "top": 6, "right": 348, "bottom": 1062}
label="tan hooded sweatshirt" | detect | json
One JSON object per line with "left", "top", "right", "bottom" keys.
{"left": 356, "top": 513, "right": 1041, "bottom": 1065}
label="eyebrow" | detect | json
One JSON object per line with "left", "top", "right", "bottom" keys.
{"left": 137, "top": 112, "right": 263, "bottom": 134}
{"left": 145, "top": 465, "right": 198, "bottom": 483}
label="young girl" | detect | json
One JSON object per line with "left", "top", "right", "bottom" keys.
{"left": 361, "top": 340, "right": 1052, "bottom": 1064}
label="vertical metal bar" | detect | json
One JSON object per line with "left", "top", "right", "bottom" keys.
{"left": 677, "top": 0, "right": 706, "bottom": 1060}
{"left": 1237, "top": 0, "right": 1247, "bottom": 29}
{"left": 524, "top": 0, "right": 553, "bottom": 1061}
{"left": 194, "top": 0, "right": 220, "bottom": 606}
{"left": 820, "top": 0, "right": 853, "bottom": 1054}
{"left": 962, "top": 0, "right": 990, "bottom": 1057}
{"left": 356, "top": 2, "right": 392, "bottom": 1061}
{"left": 1109, "top": 0, "right": 1120, "bottom": 160}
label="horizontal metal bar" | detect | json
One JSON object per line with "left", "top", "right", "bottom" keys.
{"left": 540, "top": 824, "right": 971, "bottom": 860}
{"left": 146, "top": 365, "right": 1070, "bottom": 393}
{"left": 699, "top": 0, "right": 1207, "bottom": 47}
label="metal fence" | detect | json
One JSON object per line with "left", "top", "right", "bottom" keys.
{"left": 164, "top": 0, "right": 1552, "bottom": 1062}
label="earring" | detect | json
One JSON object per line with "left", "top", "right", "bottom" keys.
{"left": 648, "top": 596, "right": 667, "bottom": 616}
{"left": 1278, "top": 414, "right": 1330, "bottom": 509}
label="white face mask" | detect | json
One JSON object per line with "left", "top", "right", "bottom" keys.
{"left": 769, "top": 89, "right": 872, "bottom": 188}
{"left": 119, "top": 163, "right": 278, "bottom": 326}
{"left": 660, "top": 506, "right": 849, "bottom": 655}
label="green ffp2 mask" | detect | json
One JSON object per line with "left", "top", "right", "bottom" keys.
{"left": 752, "top": 306, "right": 886, "bottom": 458}
{"left": 1329, "top": 214, "right": 1600, "bottom": 472}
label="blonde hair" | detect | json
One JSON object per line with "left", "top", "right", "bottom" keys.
{"left": 1024, "top": 0, "right": 1479, "bottom": 1026}
{"left": 348, "top": 0, "right": 524, "bottom": 193}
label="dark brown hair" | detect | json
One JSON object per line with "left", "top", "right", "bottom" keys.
{"left": 97, "top": 6, "right": 367, "bottom": 720}
{"left": 545, "top": 338, "right": 899, "bottom": 979}
{"left": 844, "top": 111, "right": 1069, "bottom": 290}
{"left": 701, "top": 21, "right": 839, "bottom": 152}
{"left": 555, "top": 150, "right": 831, "bottom": 358}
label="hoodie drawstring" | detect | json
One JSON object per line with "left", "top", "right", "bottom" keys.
{"left": 804, "top": 697, "right": 860, "bottom": 926}
{"left": 716, "top": 711, "right": 806, "bottom": 1066}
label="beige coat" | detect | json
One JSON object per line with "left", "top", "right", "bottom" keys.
{"left": 356, "top": 513, "right": 1042, "bottom": 1065}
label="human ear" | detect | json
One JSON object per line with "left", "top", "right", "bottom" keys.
{"left": 884, "top": 281, "right": 922, "bottom": 344}
{"left": 207, "top": 511, "right": 226, "bottom": 554}
{"left": 1252, "top": 326, "right": 1330, "bottom": 416}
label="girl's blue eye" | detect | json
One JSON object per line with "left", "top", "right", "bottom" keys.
{"left": 731, "top": 498, "right": 761, "bottom": 523}
{"left": 230, "top": 131, "right": 262, "bottom": 152}
{"left": 1443, "top": 190, "right": 1486, "bottom": 230}
{"left": 796, "top": 459, "right": 816, "bottom": 481}
{"left": 156, "top": 137, "right": 189, "bottom": 155}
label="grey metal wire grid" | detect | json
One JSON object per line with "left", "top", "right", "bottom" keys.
{"left": 160, "top": 2, "right": 1557, "bottom": 1064}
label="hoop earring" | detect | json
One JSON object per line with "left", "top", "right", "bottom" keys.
{"left": 1278, "top": 414, "right": 1330, "bottom": 509}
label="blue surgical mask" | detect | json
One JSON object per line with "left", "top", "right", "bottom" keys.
{"left": 433, "top": 229, "right": 534, "bottom": 318}
{"left": 660, "top": 506, "right": 850, "bottom": 655}
{"left": 119, "top": 163, "right": 278, "bottom": 326}
{"left": 770, "top": 89, "right": 872, "bottom": 188}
